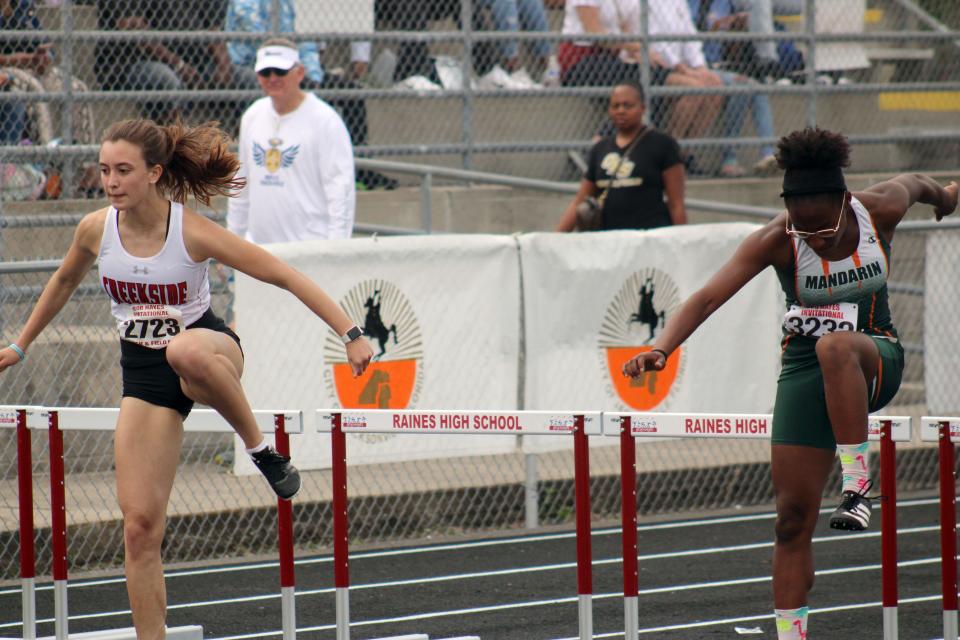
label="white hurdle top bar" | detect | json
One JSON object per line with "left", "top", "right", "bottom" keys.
{"left": 920, "top": 417, "right": 960, "bottom": 442}
{"left": 28, "top": 407, "right": 303, "bottom": 434}
{"left": 603, "top": 412, "right": 912, "bottom": 441}
{"left": 317, "top": 409, "right": 603, "bottom": 435}
{"left": 0, "top": 406, "right": 47, "bottom": 430}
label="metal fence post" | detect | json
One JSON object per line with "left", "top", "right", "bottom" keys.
{"left": 270, "top": 0, "right": 281, "bottom": 36}
{"left": 419, "top": 171, "right": 433, "bottom": 233}
{"left": 59, "top": 0, "right": 76, "bottom": 198}
{"left": 460, "top": 0, "right": 475, "bottom": 171}
{"left": 639, "top": 0, "right": 651, "bottom": 117}
{"left": 803, "top": 0, "right": 818, "bottom": 127}
{"left": 524, "top": 452, "right": 539, "bottom": 529}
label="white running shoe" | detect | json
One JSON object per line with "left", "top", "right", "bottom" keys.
{"left": 829, "top": 480, "right": 873, "bottom": 531}
{"left": 477, "top": 65, "right": 528, "bottom": 90}
{"left": 394, "top": 75, "right": 443, "bottom": 92}
{"left": 509, "top": 67, "right": 543, "bottom": 89}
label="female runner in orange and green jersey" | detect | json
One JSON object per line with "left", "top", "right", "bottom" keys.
{"left": 622, "top": 127, "right": 957, "bottom": 639}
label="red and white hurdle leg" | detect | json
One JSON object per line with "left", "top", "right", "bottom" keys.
{"left": 619, "top": 417, "right": 639, "bottom": 640}
{"left": 879, "top": 420, "right": 898, "bottom": 640}
{"left": 16, "top": 408, "right": 37, "bottom": 640}
{"left": 939, "top": 420, "right": 958, "bottom": 640}
{"left": 48, "top": 410, "right": 69, "bottom": 640}
{"left": 573, "top": 415, "right": 593, "bottom": 640}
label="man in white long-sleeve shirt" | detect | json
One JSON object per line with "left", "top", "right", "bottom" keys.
{"left": 229, "top": 38, "right": 356, "bottom": 242}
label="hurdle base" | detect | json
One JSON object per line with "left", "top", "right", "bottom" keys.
{"left": 945, "top": 610, "right": 958, "bottom": 640}
{"left": 0, "top": 625, "right": 204, "bottom": 640}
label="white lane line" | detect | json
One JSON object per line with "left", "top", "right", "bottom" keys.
{"left": 0, "top": 496, "right": 944, "bottom": 598}
{"left": 209, "top": 594, "right": 946, "bottom": 640}
{"left": 2, "top": 553, "right": 944, "bottom": 633}
{"left": 0, "top": 521, "right": 941, "bottom": 610}
{"left": 551, "top": 594, "right": 944, "bottom": 639}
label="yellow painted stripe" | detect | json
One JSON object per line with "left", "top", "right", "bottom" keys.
{"left": 879, "top": 92, "right": 960, "bottom": 112}
{"left": 778, "top": 8, "right": 883, "bottom": 24}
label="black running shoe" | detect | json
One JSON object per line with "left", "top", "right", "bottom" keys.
{"left": 251, "top": 446, "right": 301, "bottom": 500}
{"left": 829, "top": 480, "right": 873, "bottom": 531}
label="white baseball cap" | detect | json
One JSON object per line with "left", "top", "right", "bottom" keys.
{"left": 255, "top": 45, "right": 300, "bottom": 72}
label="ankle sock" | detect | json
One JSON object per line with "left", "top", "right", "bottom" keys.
{"left": 837, "top": 442, "right": 870, "bottom": 493}
{"left": 775, "top": 606, "right": 808, "bottom": 639}
{"left": 246, "top": 440, "right": 268, "bottom": 456}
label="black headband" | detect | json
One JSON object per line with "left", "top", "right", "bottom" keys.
{"left": 780, "top": 167, "right": 847, "bottom": 197}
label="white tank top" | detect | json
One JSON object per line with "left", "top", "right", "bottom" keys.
{"left": 98, "top": 202, "right": 211, "bottom": 349}
{"left": 791, "top": 195, "right": 889, "bottom": 307}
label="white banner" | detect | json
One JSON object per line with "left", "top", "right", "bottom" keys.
{"left": 234, "top": 235, "right": 521, "bottom": 471}
{"left": 519, "top": 225, "right": 782, "bottom": 453}
{"left": 925, "top": 233, "right": 959, "bottom": 415}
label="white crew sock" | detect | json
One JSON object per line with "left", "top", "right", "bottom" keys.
{"left": 246, "top": 439, "right": 268, "bottom": 455}
{"left": 837, "top": 442, "right": 870, "bottom": 493}
{"left": 775, "top": 606, "right": 808, "bottom": 639}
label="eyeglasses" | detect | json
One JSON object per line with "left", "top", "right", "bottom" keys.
{"left": 257, "top": 67, "right": 290, "bottom": 78}
{"left": 785, "top": 195, "right": 846, "bottom": 240}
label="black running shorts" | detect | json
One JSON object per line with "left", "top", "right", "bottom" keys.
{"left": 120, "top": 308, "right": 241, "bottom": 418}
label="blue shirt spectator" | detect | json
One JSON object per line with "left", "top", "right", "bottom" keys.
{"left": 226, "top": 0, "right": 325, "bottom": 84}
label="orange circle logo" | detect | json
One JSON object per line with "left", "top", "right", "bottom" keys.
{"left": 323, "top": 280, "right": 423, "bottom": 409}
{"left": 599, "top": 269, "right": 684, "bottom": 410}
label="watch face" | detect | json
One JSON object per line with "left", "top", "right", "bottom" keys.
{"left": 347, "top": 326, "right": 362, "bottom": 341}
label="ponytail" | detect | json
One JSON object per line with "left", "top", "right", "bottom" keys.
{"left": 102, "top": 119, "right": 244, "bottom": 206}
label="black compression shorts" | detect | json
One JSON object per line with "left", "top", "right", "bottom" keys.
{"left": 119, "top": 308, "right": 241, "bottom": 418}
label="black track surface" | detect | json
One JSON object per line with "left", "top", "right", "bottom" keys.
{"left": 0, "top": 496, "right": 951, "bottom": 639}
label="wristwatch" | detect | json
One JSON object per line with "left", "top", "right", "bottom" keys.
{"left": 340, "top": 325, "right": 363, "bottom": 344}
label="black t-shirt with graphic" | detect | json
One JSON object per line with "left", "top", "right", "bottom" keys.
{"left": 585, "top": 129, "right": 682, "bottom": 230}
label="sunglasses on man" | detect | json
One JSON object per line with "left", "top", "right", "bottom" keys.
{"left": 257, "top": 67, "right": 290, "bottom": 78}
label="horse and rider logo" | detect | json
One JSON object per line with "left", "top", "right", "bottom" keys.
{"left": 323, "top": 279, "right": 423, "bottom": 409}
{"left": 599, "top": 269, "right": 684, "bottom": 410}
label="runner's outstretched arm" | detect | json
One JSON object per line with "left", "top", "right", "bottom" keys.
{"left": 622, "top": 217, "right": 784, "bottom": 378}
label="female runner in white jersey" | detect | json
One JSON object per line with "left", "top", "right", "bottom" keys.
{"left": 622, "top": 127, "right": 956, "bottom": 639}
{"left": 0, "top": 118, "right": 374, "bottom": 639}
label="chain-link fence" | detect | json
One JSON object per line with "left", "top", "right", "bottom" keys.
{"left": 1, "top": 0, "right": 960, "bottom": 197}
{"left": 2, "top": 0, "right": 959, "bottom": 579}
{"left": 1, "top": 222, "right": 957, "bottom": 579}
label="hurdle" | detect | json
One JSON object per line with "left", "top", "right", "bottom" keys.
{"left": 920, "top": 417, "right": 960, "bottom": 640}
{"left": 1, "top": 406, "right": 45, "bottom": 640}
{"left": 317, "top": 409, "right": 601, "bottom": 640}
{"left": 6, "top": 405, "right": 301, "bottom": 640}
{"left": 603, "top": 411, "right": 911, "bottom": 640}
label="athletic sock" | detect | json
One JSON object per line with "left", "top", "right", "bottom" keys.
{"left": 837, "top": 442, "right": 870, "bottom": 493}
{"left": 246, "top": 439, "right": 268, "bottom": 456}
{"left": 775, "top": 606, "right": 808, "bottom": 639}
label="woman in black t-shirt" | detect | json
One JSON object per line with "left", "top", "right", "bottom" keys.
{"left": 557, "top": 81, "right": 686, "bottom": 231}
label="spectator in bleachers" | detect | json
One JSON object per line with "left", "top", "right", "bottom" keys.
{"left": 474, "top": 0, "right": 553, "bottom": 89}
{"left": 374, "top": 0, "right": 459, "bottom": 90}
{"left": 703, "top": 0, "right": 866, "bottom": 84}
{"left": 374, "top": 0, "right": 498, "bottom": 91}
{"left": 0, "top": 0, "right": 49, "bottom": 144}
{"left": 0, "top": 71, "right": 27, "bottom": 144}
{"left": 647, "top": 0, "right": 726, "bottom": 170}
{"left": 558, "top": 0, "right": 647, "bottom": 88}
{"left": 812, "top": 0, "right": 869, "bottom": 84}
{"left": 94, "top": 0, "right": 244, "bottom": 125}
{"left": 226, "top": 0, "right": 394, "bottom": 190}
{"left": 228, "top": 39, "right": 356, "bottom": 243}
{"left": 698, "top": 0, "right": 804, "bottom": 82}
{"left": 556, "top": 81, "right": 686, "bottom": 232}
{"left": 689, "top": 0, "right": 779, "bottom": 176}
